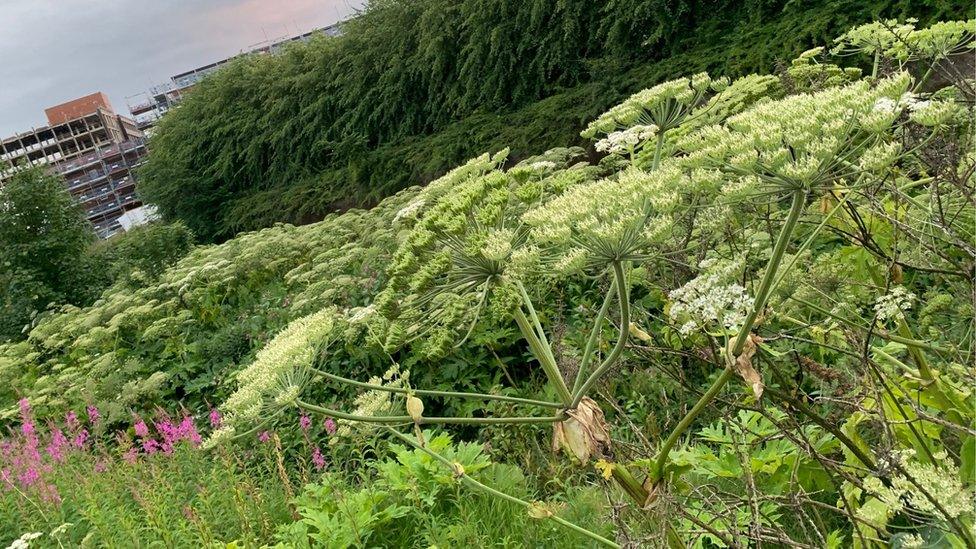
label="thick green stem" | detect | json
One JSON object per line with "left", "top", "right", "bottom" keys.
{"left": 382, "top": 427, "right": 621, "bottom": 548}
{"left": 652, "top": 132, "right": 665, "bottom": 170}
{"left": 871, "top": 348, "right": 960, "bottom": 426}
{"left": 224, "top": 408, "right": 284, "bottom": 443}
{"left": 769, "top": 192, "right": 849, "bottom": 296}
{"left": 516, "top": 281, "right": 560, "bottom": 372}
{"left": 914, "top": 65, "right": 936, "bottom": 93}
{"left": 652, "top": 189, "right": 807, "bottom": 481}
{"left": 610, "top": 463, "right": 649, "bottom": 504}
{"left": 571, "top": 261, "right": 630, "bottom": 408}
{"left": 513, "top": 307, "right": 574, "bottom": 405}
{"left": 893, "top": 318, "right": 935, "bottom": 380}
{"left": 310, "top": 367, "right": 562, "bottom": 409}
{"left": 872, "top": 368, "right": 936, "bottom": 464}
{"left": 296, "top": 399, "right": 562, "bottom": 425}
{"left": 572, "top": 279, "right": 617, "bottom": 396}
{"left": 652, "top": 367, "right": 736, "bottom": 481}
{"left": 731, "top": 190, "right": 806, "bottom": 356}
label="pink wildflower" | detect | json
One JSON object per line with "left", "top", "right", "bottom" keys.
{"left": 133, "top": 419, "right": 150, "bottom": 438}
{"left": 257, "top": 431, "right": 271, "bottom": 443}
{"left": 72, "top": 429, "right": 89, "bottom": 449}
{"left": 65, "top": 411, "right": 80, "bottom": 432}
{"left": 122, "top": 447, "right": 139, "bottom": 464}
{"left": 311, "top": 446, "right": 326, "bottom": 471}
{"left": 299, "top": 413, "right": 312, "bottom": 433}
{"left": 46, "top": 430, "right": 68, "bottom": 463}
{"left": 142, "top": 438, "right": 160, "bottom": 454}
{"left": 94, "top": 459, "right": 109, "bottom": 473}
{"left": 19, "top": 466, "right": 39, "bottom": 487}
{"left": 157, "top": 418, "right": 178, "bottom": 447}
{"left": 9, "top": 400, "right": 43, "bottom": 491}
{"left": 208, "top": 408, "right": 222, "bottom": 428}
{"left": 179, "top": 416, "right": 202, "bottom": 447}
{"left": 20, "top": 422, "right": 40, "bottom": 462}
{"left": 324, "top": 417, "right": 337, "bottom": 436}
{"left": 86, "top": 405, "right": 100, "bottom": 425}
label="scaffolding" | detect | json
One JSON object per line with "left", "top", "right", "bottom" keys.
{"left": 1, "top": 95, "right": 149, "bottom": 239}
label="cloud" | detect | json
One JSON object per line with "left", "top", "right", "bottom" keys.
{"left": 0, "top": 0, "right": 362, "bottom": 136}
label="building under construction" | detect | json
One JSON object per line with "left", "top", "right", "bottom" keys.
{"left": 0, "top": 92, "right": 150, "bottom": 239}
{"left": 128, "top": 23, "right": 343, "bottom": 128}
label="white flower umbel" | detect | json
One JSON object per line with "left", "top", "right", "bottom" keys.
{"left": 668, "top": 259, "right": 753, "bottom": 336}
{"left": 417, "top": 149, "right": 509, "bottom": 205}
{"left": 909, "top": 98, "right": 961, "bottom": 127}
{"left": 910, "top": 19, "right": 975, "bottom": 60}
{"left": 859, "top": 141, "right": 903, "bottom": 173}
{"left": 6, "top": 533, "right": 42, "bottom": 549}
{"left": 482, "top": 228, "right": 515, "bottom": 261}
{"left": 522, "top": 164, "right": 683, "bottom": 263}
{"left": 874, "top": 285, "right": 916, "bottom": 323}
{"left": 580, "top": 72, "right": 729, "bottom": 163}
{"left": 831, "top": 19, "right": 918, "bottom": 59}
{"left": 528, "top": 160, "right": 557, "bottom": 171}
{"left": 347, "top": 305, "right": 376, "bottom": 324}
{"left": 679, "top": 73, "right": 911, "bottom": 191}
{"left": 334, "top": 364, "right": 410, "bottom": 439}
{"left": 210, "top": 307, "right": 337, "bottom": 442}
{"left": 594, "top": 124, "right": 658, "bottom": 156}
{"left": 872, "top": 97, "right": 899, "bottom": 114}
{"left": 860, "top": 450, "right": 974, "bottom": 523}
{"left": 833, "top": 19, "right": 974, "bottom": 66}
{"left": 393, "top": 199, "right": 426, "bottom": 224}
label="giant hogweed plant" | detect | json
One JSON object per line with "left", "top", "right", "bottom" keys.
{"left": 210, "top": 20, "right": 976, "bottom": 548}
{"left": 0, "top": 187, "right": 420, "bottom": 423}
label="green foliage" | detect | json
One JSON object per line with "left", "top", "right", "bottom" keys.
{"left": 273, "top": 432, "right": 611, "bottom": 548}
{"left": 0, "top": 168, "right": 96, "bottom": 342}
{"left": 140, "top": 0, "right": 970, "bottom": 241}
{"left": 3, "top": 13, "right": 976, "bottom": 549}
{"left": 93, "top": 221, "right": 195, "bottom": 286}
{"left": 0, "top": 189, "right": 418, "bottom": 423}
{"left": 250, "top": 17, "right": 974, "bottom": 547}
{"left": 0, "top": 175, "right": 192, "bottom": 343}
{"left": 0, "top": 446, "right": 290, "bottom": 547}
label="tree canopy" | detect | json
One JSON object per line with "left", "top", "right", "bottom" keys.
{"left": 0, "top": 168, "right": 95, "bottom": 340}
{"left": 139, "top": 0, "right": 969, "bottom": 241}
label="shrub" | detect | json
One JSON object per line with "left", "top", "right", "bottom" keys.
{"left": 0, "top": 168, "right": 95, "bottom": 342}
{"left": 272, "top": 431, "right": 612, "bottom": 548}
{"left": 94, "top": 221, "right": 195, "bottom": 286}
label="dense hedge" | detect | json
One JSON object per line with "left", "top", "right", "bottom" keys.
{"left": 139, "top": 0, "right": 972, "bottom": 240}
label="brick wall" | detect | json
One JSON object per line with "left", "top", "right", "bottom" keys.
{"left": 44, "top": 92, "right": 114, "bottom": 125}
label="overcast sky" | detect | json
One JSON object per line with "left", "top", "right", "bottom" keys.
{"left": 0, "top": 0, "right": 364, "bottom": 137}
